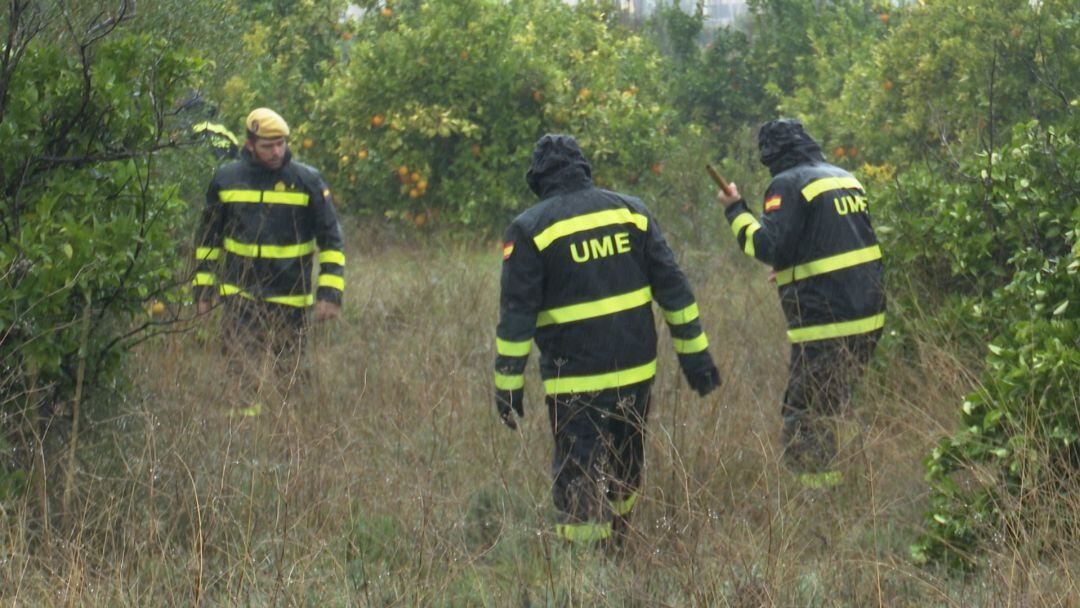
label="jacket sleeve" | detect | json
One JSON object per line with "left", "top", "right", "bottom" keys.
{"left": 642, "top": 209, "right": 716, "bottom": 379}
{"left": 192, "top": 175, "right": 223, "bottom": 301}
{"left": 723, "top": 177, "right": 806, "bottom": 267}
{"left": 494, "top": 221, "right": 542, "bottom": 404}
{"left": 311, "top": 174, "right": 346, "bottom": 306}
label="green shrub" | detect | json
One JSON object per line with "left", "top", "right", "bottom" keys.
{"left": 310, "top": 0, "right": 675, "bottom": 227}
{"left": 903, "top": 116, "right": 1080, "bottom": 567}
{"left": 0, "top": 15, "right": 203, "bottom": 503}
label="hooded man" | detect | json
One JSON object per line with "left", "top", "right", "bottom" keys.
{"left": 193, "top": 108, "right": 345, "bottom": 413}
{"left": 715, "top": 119, "right": 886, "bottom": 487}
{"left": 494, "top": 134, "right": 721, "bottom": 546}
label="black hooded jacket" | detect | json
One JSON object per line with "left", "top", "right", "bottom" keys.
{"left": 494, "top": 135, "right": 716, "bottom": 400}
{"left": 724, "top": 120, "right": 885, "bottom": 343}
{"left": 193, "top": 147, "right": 345, "bottom": 307}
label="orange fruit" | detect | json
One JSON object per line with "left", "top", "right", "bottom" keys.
{"left": 380, "top": 7, "right": 392, "bottom": 17}
{"left": 532, "top": 90, "right": 543, "bottom": 102}
{"left": 410, "top": 171, "right": 421, "bottom": 183}
{"left": 414, "top": 213, "right": 427, "bottom": 227}
{"left": 459, "top": 50, "right": 470, "bottom": 61}
{"left": 398, "top": 165, "right": 409, "bottom": 176}
{"left": 834, "top": 146, "right": 846, "bottom": 159}
{"left": 878, "top": 13, "right": 889, "bottom": 24}
{"left": 358, "top": 149, "right": 369, "bottom": 160}
{"left": 371, "top": 114, "right": 384, "bottom": 128}
{"left": 417, "top": 180, "right": 428, "bottom": 191}
{"left": 882, "top": 80, "right": 894, "bottom": 92}
{"left": 847, "top": 147, "right": 859, "bottom": 158}
{"left": 409, "top": 188, "right": 420, "bottom": 199}
{"left": 150, "top": 301, "right": 166, "bottom": 315}
{"left": 578, "top": 88, "right": 591, "bottom": 100}
{"left": 302, "top": 137, "right": 314, "bottom": 149}
{"left": 650, "top": 162, "right": 663, "bottom": 175}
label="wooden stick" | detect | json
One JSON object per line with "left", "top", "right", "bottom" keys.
{"left": 705, "top": 164, "right": 733, "bottom": 197}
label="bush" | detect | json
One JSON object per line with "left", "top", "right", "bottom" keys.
{"left": 310, "top": 0, "right": 676, "bottom": 228}
{"left": 904, "top": 116, "right": 1080, "bottom": 567}
{"left": 0, "top": 9, "right": 203, "bottom": 506}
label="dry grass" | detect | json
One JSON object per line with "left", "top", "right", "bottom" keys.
{"left": 1, "top": 227, "right": 1077, "bottom": 606}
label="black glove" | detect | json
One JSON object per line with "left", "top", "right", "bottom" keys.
{"left": 686, "top": 365, "right": 721, "bottom": 397}
{"left": 495, "top": 388, "right": 524, "bottom": 430}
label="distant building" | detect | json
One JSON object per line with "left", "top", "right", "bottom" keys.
{"left": 610, "top": 0, "right": 747, "bottom": 27}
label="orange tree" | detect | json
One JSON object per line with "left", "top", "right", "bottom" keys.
{"left": 308, "top": 0, "right": 675, "bottom": 227}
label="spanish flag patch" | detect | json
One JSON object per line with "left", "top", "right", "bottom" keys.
{"left": 764, "top": 194, "right": 782, "bottom": 213}
{"left": 502, "top": 242, "right": 515, "bottom": 260}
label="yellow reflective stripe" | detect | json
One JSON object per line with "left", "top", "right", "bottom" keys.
{"left": 801, "top": 176, "right": 864, "bottom": 202}
{"left": 543, "top": 359, "right": 656, "bottom": 395}
{"left": 743, "top": 223, "right": 760, "bottom": 257}
{"left": 193, "top": 122, "right": 239, "bottom": 145}
{"left": 494, "top": 372, "right": 525, "bottom": 391}
{"left": 195, "top": 246, "right": 221, "bottom": 261}
{"left": 218, "top": 190, "right": 261, "bottom": 203}
{"left": 192, "top": 272, "right": 216, "bottom": 286}
{"left": 787, "top": 313, "right": 885, "bottom": 343}
{"left": 319, "top": 250, "right": 346, "bottom": 265}
{"left": 796, "top": 470, "right": 843, "bottom": 488}
{"left": 609, "top": 494, "right": 638, "bottom": 516}
{"left": 219, "top": 190, "right": 309, "bottom": 206}
{"left": 537, "top": 286, "right": 652, "bottom": 327}
{"left": 265, "top": 293, "right": 314, "bottom": 307}
{"left": 730, "top": 212, "right": 758, "bottom": 238}
{"left": 261, "top": 191, "right": 309, "bottom": 206}
{"left": 318, "top": 274, "right": 345, "bottom": 291}
{"left": 662, "top": 302, "right": 699, "bottom": 325}
{"left": 673, "top": 333, "right": 709, "bottom": 354}
{"left": 555, "top": 522, "right": 612, "bottom": 543}
{"left": 496, "top": 338, "right": 532, "bottom": 357}
{"left": 223, "top": 237, "right": 315, "bottom": 258}
{"left": 609, "top": 493, "right": 638, "bottom": 516}
{"left": 533, "top": 208, "right": 648, "bottom": 251}
{"left": 218, "top": 283, "right": 313, "bottom": 307}
{"left": 774, "top": 245, "right": 882, "bottom": 286}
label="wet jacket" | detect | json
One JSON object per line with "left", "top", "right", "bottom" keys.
{"left": 193, "top": 147, "right": 345, "bottom": 307}
{"left": 495, "top": 135, "right": 717, "bottom": 402}
{"left": 724, "top": 120, "right": 885, "bottom": 343}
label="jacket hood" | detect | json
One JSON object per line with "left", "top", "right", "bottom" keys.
{"left": 525, "top": 134, "right": 593, "bottom": 198}
{"left": 758, "top": 119, "right": 825, "bottom": 176}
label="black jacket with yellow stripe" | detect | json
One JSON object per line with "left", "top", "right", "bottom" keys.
{"left": 724, "top": 137, "right": 884, "bottom": 344}
{"left": 193, "top": 148, "right": 345, "bottom": 307}
{"left": 495, "top": 136, "right": 716, "bottom": 402}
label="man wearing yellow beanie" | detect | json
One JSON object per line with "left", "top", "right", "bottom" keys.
{"left": 192, "top": 108, "right": 345, "bottom": 409}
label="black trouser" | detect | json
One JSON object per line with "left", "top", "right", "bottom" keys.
{"left": 546, "top": 381, "right": 651, "bottom": 543}
{"left": 221, "top": 297, "right": 309, "bottom": 399}
{"left": 781, "top": 330, "right": 881, "bottom": 473}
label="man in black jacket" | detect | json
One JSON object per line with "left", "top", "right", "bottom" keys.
{"left": 494, "top": 134, "right": 721, "bottom": 545}
{"left": 716, "top": 119, "right": 885, "bottom": 487}
{"left": 193, "top": 108, "right": 345, "bottom": 412}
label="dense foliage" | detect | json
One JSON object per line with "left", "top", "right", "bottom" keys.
{"left": 0, "top": 2, "right": 204, "bottom": 501}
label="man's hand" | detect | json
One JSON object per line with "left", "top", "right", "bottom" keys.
{"left": 716, "top": 182, "right": 742, "bottom": 209}
{"left": 495, "top": 389, "right": 524, "bottom": 430}
{"left": 686, "top": 365, "right": 721, "bottom": 397}
{"left": 196, "top": 300, "right": 213, "bottom": 316}
{"left": 314, "top": 300, "right": 341, "bottom": 322}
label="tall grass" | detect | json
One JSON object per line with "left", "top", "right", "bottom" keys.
{"left": 2, "top": 222, "right": 1077, "bottom": 606}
